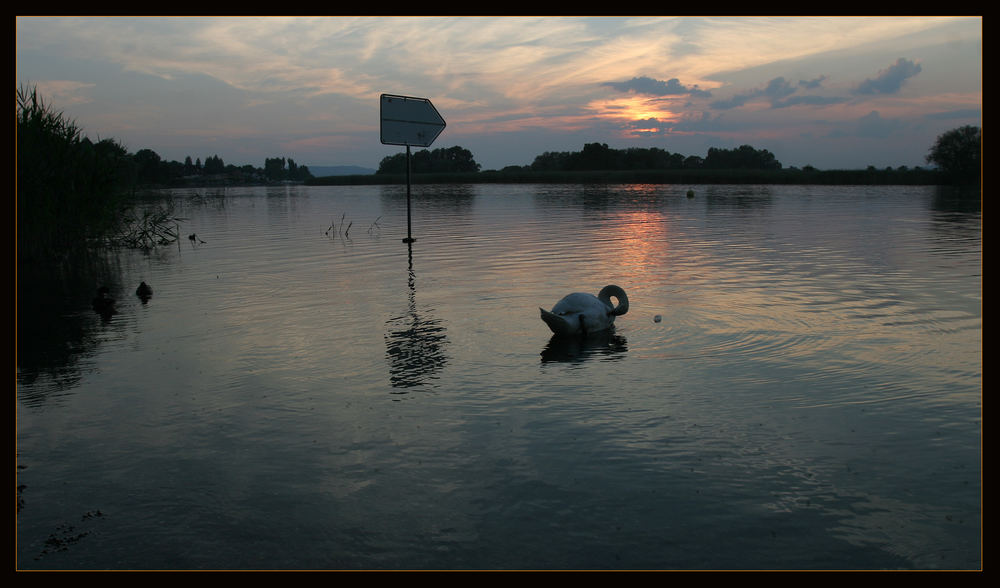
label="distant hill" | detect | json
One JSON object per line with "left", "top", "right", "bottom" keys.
{"left": 309, "top": 165, "right": 375, "bottom": 176}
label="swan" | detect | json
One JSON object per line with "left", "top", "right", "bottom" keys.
{"left": 539, "top": 285, "right": 629, "bottom": 336}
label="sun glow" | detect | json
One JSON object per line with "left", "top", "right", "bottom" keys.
{"left": 587, "top": 95, "right": 680, "bottom": 131}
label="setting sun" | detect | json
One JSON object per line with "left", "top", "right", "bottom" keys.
{"left": 589, "top": 95, "right": 680, "bottom": 126}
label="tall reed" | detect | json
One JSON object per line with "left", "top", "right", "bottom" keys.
{"left": 16, "top": 85, "right": 182, "bottom": 261}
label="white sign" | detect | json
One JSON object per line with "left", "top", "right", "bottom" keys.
{"left": 380, "top": 94, "right": 446, "bottom": 147}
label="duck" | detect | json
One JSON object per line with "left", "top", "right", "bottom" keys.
{"left": 136, "top": 281, "right": 153, "bottom": 301}
{"left": 540, "top": 285, "right": 629, "bottom": 336}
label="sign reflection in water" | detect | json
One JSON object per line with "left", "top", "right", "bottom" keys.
{"left": 385, "top": 244, "right": 449, "bottom": 390}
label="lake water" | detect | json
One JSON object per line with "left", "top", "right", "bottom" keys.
{"left": 16, "top": 183, "right": 981, "bottom": 570}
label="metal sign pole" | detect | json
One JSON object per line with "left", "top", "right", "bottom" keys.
{"left": 404, "top": 145, "right": 414, "bottom": 244}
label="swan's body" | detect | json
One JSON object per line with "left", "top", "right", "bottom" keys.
{"left": 540, "top": 285, "right": 629, "bottom": 336}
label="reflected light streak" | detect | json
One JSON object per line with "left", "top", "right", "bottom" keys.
{"left": 605, "top": 207, "right": 673, "bottom": 288}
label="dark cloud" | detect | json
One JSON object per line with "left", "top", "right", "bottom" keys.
{"left": 798, "top": 75, "right": 827, "bottom": 89}
{"left": 710, "top": 90, "right": 757, "bottom": 110}
{"left": 712, "top": 75, "right": 847, "bottom": 110}
{"left": 602, "top": 76, "right": 711, "bottom": 98}
{"left": 668, "top": 111, "right": 728, "bottom": 132}
{"left": 624, "top": 117, "right": 664, "bottom": 128}
{"left": 710, "top": 76, "right": 795, "bottom": 109}
{"left": 709, "top": 60, "right": 926, "bottom": 113}
{"left": 772, "top": 95, "right": 849, "bottom": 108}
{"left": 764, "top": 77, "right": 797, "bottom": 100}
{"left": 854, "top": 58, "right": 922, "bottom": 95}
{"left": 623, "top": 119, "right": 667, "bottom": 138}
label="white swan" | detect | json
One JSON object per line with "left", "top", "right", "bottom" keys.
{"left": 540, "top": 285, "right": 629, "bottom": 336}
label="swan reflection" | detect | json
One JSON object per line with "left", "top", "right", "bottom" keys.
{"left": 540, "top": 330, "right": 628, "bottom": 363}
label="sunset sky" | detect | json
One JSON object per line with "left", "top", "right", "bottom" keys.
{"left": 15, "top": 16, "right": 981, "bottom": 172}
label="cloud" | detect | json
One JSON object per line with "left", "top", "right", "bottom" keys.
{"left": 771, "top": 95, "right": 848, "bottom": 108}
{"left": 798, "top": 75, "right": 827, "bottom": 89}
{"left": 709, "top": 91, "right": 754, "bottom": 110}
{"left": 854, "top": 58, "right": 922, "bottom": 95}
{"left": 602, "top": 76, "right": 711, "bottom": 98}
{"left": 764, "top": 77, "right": 796, "bottom": 100}
{"left": 668, "top": 111, "right": 727, "bottom": 132}
{"left": 711, "top": 58, "right": 925, "bottom": 113}
{"left": 710, "top": 76, "right": 798, "bottom": 109}
{"left": 711, "top": 74, "right": 851, "bottom": 110}
{"left": 29, "top": 80, "right": 96, "bottom": 106}
{"left": 924, "top": 108, "right": 981, "bottom": 121}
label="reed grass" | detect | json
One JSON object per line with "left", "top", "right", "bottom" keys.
{"left": 17, "top": 85, "right": 144, "bottom": 260}
{"left": 106, "top": 202, "right": 186, "bottom": 250}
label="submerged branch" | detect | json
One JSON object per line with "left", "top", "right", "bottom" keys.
{"left": 106, "top": 201, "right": 187, "bottom": 250}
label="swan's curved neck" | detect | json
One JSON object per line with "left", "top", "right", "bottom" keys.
{"left": 598, "top": 285, "right": 629, "bottom": 316}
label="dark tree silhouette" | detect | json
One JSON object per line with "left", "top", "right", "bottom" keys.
{"left": 927, "top": 125, "right": 980, "bottom": 185}
{"left": 528, "top": 143, "right": 781, "bottom": 172}
{"left": 133, "top": 149, "right": 167, "bottom": 184}
{"left": 377, "top": 146, "right": 481, "bottom": 174}
{"left": 704, "top": 145, "right": 782, "bottom": 170}
{"left": 203, "top": 154, "right": 225, "bottom": 175}
{"left": 264, "top": 157, "right": 286, "bottom": 180}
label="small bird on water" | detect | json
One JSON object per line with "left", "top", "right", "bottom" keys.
{"left": 136, "top": 281, "right": 153, "bottom": 302}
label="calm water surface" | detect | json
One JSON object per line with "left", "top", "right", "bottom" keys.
{"left": 17, "top": 184, "right": 981, "bottom": 569}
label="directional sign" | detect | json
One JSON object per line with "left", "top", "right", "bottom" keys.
{"left": 380, "top": 94, "right": 446, "bottom": 147}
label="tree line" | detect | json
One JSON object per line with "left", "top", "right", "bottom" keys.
{"left": 132, "top": 150, "right": 314, "bottom": 185}
{"left": 521, "top": 142, "right": 782, "bottom": 173}
{"left": 375, "top": 143, "right": 782, "bottom": 174}
{"left": 375, "top": 142, "right": 785, "bottom": 177}
{"left": 370, "top": 131, "right": 978, "bottom": 185}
